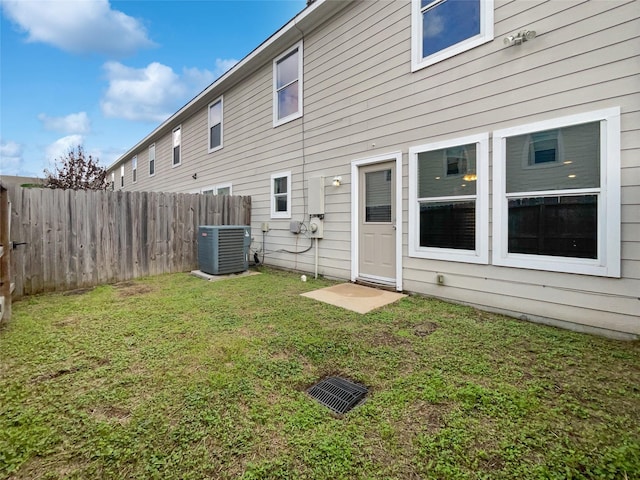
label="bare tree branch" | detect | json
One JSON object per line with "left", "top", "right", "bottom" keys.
{"left": 44, "top": 145, "right": 107, "bottom": 190}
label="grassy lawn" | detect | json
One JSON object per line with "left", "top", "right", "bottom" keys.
{"left": 1, "top": 268, "right": 639, "bottom": 479}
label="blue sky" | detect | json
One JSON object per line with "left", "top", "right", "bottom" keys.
{"left": 0, "top": 0, "right": 306, "bottom": 177}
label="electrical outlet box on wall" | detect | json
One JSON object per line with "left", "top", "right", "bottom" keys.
{"left": 290, "top": 221, "right": 302, "bottom": 234}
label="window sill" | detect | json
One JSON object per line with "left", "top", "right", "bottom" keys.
{"left": 273, "top": 111, "right": 302, "bottom": 128}
{"left": 270, "top": 213, "right": 291, "bottom": 220}
{"left": 411, "top": 34, "right": 493, "bottom": 73}
{"left": 493, "top": 253, "right": 619, "bottom": 278}
{"left": 409, "top": 247, "right": 488, "bottom": 264}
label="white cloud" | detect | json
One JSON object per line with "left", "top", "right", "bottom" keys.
{"left": 46, "top": 135, "right": 84, "bottom": 167}
{"left": 423, "top": 13, "right": 445, "bottom": 39}
{"left": 1, "top": 0, "right": 154, "bottom": 56}
{"left": 38, "top": 112, "right": 91, "bottom": 134}
{"left": 0, "top": 141, "right": 23, "bottom": 175}
{"left": 101, "top": 62, "right": 186, "bottom": 122}
{"left": 100, "top": 58, "right": 238, "bottom": 122}
{"left": 214, "top": 58, "right": 239, "bottom": 77}
{"left": 90, "top": 146, "right": 125, "bottom": 167}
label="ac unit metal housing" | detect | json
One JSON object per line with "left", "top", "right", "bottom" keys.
{"left": 198, "top": 225, "right": 251, "bottom": 275}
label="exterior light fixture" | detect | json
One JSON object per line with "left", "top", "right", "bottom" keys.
{"left": 504, "top": 30, "right": 536, "bottom": 47}
{"left": 332, "top": 176, "right": 342, "bottom": 187}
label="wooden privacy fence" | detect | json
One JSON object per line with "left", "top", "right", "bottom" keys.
{"left": 8, "top": 187, "right": 251, "bottom": 298}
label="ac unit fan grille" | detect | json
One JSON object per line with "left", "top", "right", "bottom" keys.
{"left": 217, "top": 229, "right": 246, "bottom": 274}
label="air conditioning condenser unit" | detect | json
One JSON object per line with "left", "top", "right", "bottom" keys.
{"left": 198, "top": 225, "right": 251, "bottom": 275}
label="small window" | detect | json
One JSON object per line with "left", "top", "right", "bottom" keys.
{"left": 120, "top": 165, "right": 124, "bottom": 188}
{"left": 208, "top": 97, "right": 223, "bottom": 152}
{"left": 493, "top": 107, "right": 621, "bottom": 277}
{"left": 365, "top": 170, "right": 392, "bottom": 223}
{"left": 200, "top": 183, "right": 232, "bottom": 196}
{"left": 216, "top": 183, "right": 231, "bottom": 196}
{"left": 110, "top": 172, "right": 115, "bottom": 190}
{"left": 172, "top": 126, "right": 181, "bottom": 167}
{"left": 270, "top": 171, "right": 291, "bottom": 219}
{"left": 409, "top": 133, "right": 489, "bottom": 264}
{"left": 149, "top": 144, "right": 155, "bottom": 176}
{"left": 132, "top": 155, "right": 137, "bottom": 183}
{"left": 444, "top": 145, "right": 469, "bottom": 177}
{"left": 411, "top": 0, "right": 494, "bottom": 72}
{"left": 273, "top": 42, "right": 303, "bottom": 126}
{"left": 527, "top": 130, "right": 560, "bottom": 166}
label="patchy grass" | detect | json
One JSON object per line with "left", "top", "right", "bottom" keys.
{"left": 1, "top": 268, "right": 639, "bottom": 479}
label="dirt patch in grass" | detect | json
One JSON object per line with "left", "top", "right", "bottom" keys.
{"left": 30, "top": 366, "right": 81, "bottom": 383}
{"left": 114, "top": 282, "right": 156, "bottom": 297}
{"left": 366, "top": 329, "right": 412, "bottom": 348}
{"left": 53, "top": 316, "right": 81, "bottom": 327}
{"left": 90, "top": 405, "right": 132, "bottom": 425}
{"left": 30, "top": 356, "right": 110, "bottom": 384}
{"left": 62, "top": 287, "right": 94, "bottom": 296}
{"left": 413, "top": 322, "right": 438, "bottom": 337}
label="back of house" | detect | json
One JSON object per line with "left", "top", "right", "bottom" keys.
{"left": 108, "top": 0, "right": 640, "bottom": 339}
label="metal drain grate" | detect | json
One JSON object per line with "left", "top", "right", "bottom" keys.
{"left": 307, "top": 376, "right": 368, "bottom": 414}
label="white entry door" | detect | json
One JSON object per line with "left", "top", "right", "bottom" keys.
{"left": 358, "top": 161, "right": 396, "bottom": 285}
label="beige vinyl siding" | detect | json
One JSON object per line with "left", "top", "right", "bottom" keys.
{"left": 108, "top": 0, "right": 639, "bottom": 335}
{"left": 302, "top": 0, "right": 639, "bottom": 333}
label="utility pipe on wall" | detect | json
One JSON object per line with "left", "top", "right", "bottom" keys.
{"left": 315, "top": 237, "right": 319, "bottom": 279}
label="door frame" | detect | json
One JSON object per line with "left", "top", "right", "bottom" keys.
{"left": 351, "top": 151, "right": 403, "bottom": 291}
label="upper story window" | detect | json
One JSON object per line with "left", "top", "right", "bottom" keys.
{"left": 149, "top": 144, "right": 156, "bottom": 176}
{"left": 172, "top": 125, "right": 181, "bottom": 167}
{"left": 270, "top": 171, "right": 291, "bottom": 218}
{"left": 111, "top": 172, "right": 115, "bottom": 190}
{"left": 409, "top": 133, "right": 489, "bottom": 264}
{"left": 411, "top": 0, "right": 493, "bottom": 72}
{"left": 132, "top": 155, "right": 137, "bottom": 183}
{"left": 208, "top": 97, "right": 223, "bottom": 153}
{"left": 492, "top": 107, "right": 621, "bottom": 277}
{"left": 273, "top": 42, "right": 303, "bottom": 127}
{"left": 120, "top": 165, "right": 124, "bottom": 188}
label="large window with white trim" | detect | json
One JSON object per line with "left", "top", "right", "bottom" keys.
{"left": 172, "top": 125, "right": 181, "bottom": 167}
{"left": 409, "top": 133, "right": 489, "bottom": 263}
{"left": 273, "top": 42, "right": 303, "bottom": 126}
{"left": 208, "top": 97, "right": 223, "bottom": 152}
{"left": 411, "top": 0, "right": 493, "bottom": 72}
{"left": 492, "top": 108, "right": 621, "bottom": 277}
{"left": 270, "top": 171, "right": 291, "bottom": 219}
{"left": 132, "top": 155, "right": 137, "bottom": 183}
